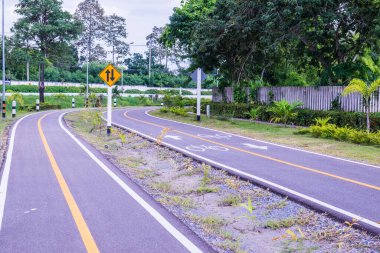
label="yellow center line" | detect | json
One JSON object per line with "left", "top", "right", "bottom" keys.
{"left": 38, "top": 113, "right": 100, "bottom": 253}
{"left": 124, "top": 111, "right": 380, "bottom": 192}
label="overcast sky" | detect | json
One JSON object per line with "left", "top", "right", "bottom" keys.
{"left": 4, "top": 0, "right": 181, "bottom": 55}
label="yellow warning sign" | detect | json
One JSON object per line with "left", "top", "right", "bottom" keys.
{"left": 99, "top": 64, "right": 121, "bottom": 87}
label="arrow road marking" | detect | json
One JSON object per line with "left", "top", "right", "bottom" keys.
{"left": 243, "top": 143, "right": 268, "bottom": 150}
{"left": 164, "top": 135, "right": 182, "bottom": 141}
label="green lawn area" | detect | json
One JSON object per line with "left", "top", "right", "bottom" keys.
{"left": 151, "top": 110, "right": 380, "bottom": 166}
{"left": 6, "top": 94, "right": 159, "bottom": 111}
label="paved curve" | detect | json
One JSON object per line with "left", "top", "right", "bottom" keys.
{"left": 0, "top": 111, "right": 213, "bottom": 253}
{"left": 111, "top": 107, "right": 380, "bottom": 234}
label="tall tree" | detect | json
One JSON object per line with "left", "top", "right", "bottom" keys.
{"left": 14, "top": 0, "right": 82, "bottom": 102}
{"left": 75, "top": 0, "right": 106, "bottom": 63}
{"left": 147, "top": 26, "right": 167, "bottom": 68}
{"left": 104, "top": 14, "right": 129, "bottom": 64}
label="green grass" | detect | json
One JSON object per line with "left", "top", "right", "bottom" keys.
{"left": 151, "top": 110, "right": 380, "bottom": 166}
{"left": 5, "top": 94, "right": 160, "bottom": 111}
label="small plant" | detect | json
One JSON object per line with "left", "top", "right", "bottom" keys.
{"left": 119, "top": 133, "right": 127, "bottom": 146}
{"left": 186, "top": 214, "right": 226, "bottom": 234}
{"left": 265, "top": 196, "right": 288, "bottom": 213}
{"left": 151, "top": 181, "right": 172, "bottom": 193}
{"left": 239, "top": 197, "right": 257, "bottom": 226}
{"left": 196, "top": 186, "right": 219, "bottom": 194}
{"left": 314, "top": 117, "right": 332, "bottom": 127}
{"left": 201, "top": 164, "right": 212, "bottom": 185}
{"left": 266, "top": 100, "right": 303, "bottom": 126}
{"left": 160, "top": 107, "right": 170, "bottom": 113}
{"left": 218, "top": 194, "right": 242, "bottom": 206}
{"left": 156, "top": 127, "right": 170, "bottom": 145}
{"left": 245, "top": 107, "right": 261, "bottom": 120}
{"left": 264, "top": 218, "right": 296, "bottom": 229}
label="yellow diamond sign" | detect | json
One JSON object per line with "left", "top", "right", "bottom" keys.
{"left": 99, "top": 64, "right": 121, "bottom": 87}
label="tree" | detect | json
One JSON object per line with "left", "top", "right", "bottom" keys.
{"left": 104, "top": 14, "right": 129, "bottom": 64}
{"left": 342, "top": 78, "right": 380, "bottom": 132}
{"left": 14, "top": 0, "right": 82, "bottom": 102}
{"left": 75, "top": 0, "right": 106, "bottom": 62}
{"left": 147, "top": 26, "right": 168, "bottom": 68}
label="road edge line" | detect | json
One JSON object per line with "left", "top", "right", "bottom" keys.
{"left": 110, "top": 117, "right": 380, "bottom": 235}
{"left": 0, "top": 114, "right": 32, "bottom": 231}
{"left": 58, "top": 112, "right": 203, "bottom": 253}
{"left": 145, "top": 109, "right": 380, "bottom": 170}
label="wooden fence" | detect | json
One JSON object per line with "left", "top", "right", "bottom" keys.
{"left": 257, "top": 86, "right": 380, "bottom": 112}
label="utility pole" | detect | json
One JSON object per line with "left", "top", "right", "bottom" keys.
{"left": 148, "top": 37, "right": 152, "bottom": 86}
{"left": 2, "top": 0, "right": 5, "bottom": 118}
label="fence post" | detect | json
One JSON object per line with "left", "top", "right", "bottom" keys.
{"left": 206, "top": 104, "right": 210, "bottom": 118}
{"left": 36, "top": 99, "right": 40, "bottom": 111}
{"left": 12, "top": 100, "right": 16, "bottom": 118}
{"left": 72, "top": 98, "right": 75, "bottom": 108}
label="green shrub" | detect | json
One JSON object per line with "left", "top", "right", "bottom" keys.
{"left": 308, "top": 124, "right": 380, "bottom": 146}
{"left": 170, "top": 107, "right": 188, "bottom": 116}
{"left": 6, "top": 93, "right": 24, "bottom": 106}
{"left": 202, "top": 102, "right": 380, "bottom": 131}
{"left": 160, "top": 107, "right": 170, "bottom": 113}
{"left": 5, "top": 85, "right": 107, "bottom": 94}
{"left": 124, "top": 89, "right": 143, "bottom": 94}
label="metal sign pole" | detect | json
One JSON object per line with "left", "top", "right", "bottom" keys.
{"left": 107, "top": 85, "right": 112, "bottom": 136}
{"left": 196, "top": 68, "right": 201, "bottom": 121}
{"left": 2, "top": 0, "right": 5, "bottom": 118}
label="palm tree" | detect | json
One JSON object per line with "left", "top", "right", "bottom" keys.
{"left": 266, "top": 100, "right": 303, "bottom": 126}
{"left": 342, "top": 78, "right": 380, "bottom": 132}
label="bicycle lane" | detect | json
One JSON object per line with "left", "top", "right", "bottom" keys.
{"left": 111, "top": 108, "right": 380, "bottom": 233}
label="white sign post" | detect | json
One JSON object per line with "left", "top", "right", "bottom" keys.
{"left": 191, "top": 68, "right": 207, "bottom": 122}
{"left": 107, "top": 86, "right": 112, "bottom": 136}
{"left": 98, "top": 64, "right": 121, "bottom": 137}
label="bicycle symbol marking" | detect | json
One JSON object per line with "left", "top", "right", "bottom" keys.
{"left": 185, "top": 145, "right": 230, "bottom": 152}
{"left": 197, "top": 133, "right": 232, "bottom": 139}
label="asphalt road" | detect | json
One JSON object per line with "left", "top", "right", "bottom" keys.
{"left": 0, "top": 111, "right": 212, "bottom": 253}
{"left": 111, "top": 107, "right": 380, "bottom": 234}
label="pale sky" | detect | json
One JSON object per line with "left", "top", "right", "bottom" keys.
{"left": 4, "top": 0, "right": 181, "bottom": 55}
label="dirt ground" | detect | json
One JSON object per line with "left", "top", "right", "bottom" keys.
{"left": 64, "top": 110, "right": 380, "bottom": 253}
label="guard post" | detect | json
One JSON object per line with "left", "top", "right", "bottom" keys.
{"left": 36, "top": 99, "right": 40, "bottom": 111}
{"left": 12, "top": 100, "right": 16, "bottom": 118}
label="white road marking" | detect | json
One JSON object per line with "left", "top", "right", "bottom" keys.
{"left": 112, "top": 110, "right": 380, "bottom": 232}
{"left": 243, "top": 143, "right": 268, "bottom": 150}
{"left": 197, "top": 133, "right": 232, "bottom": 139}
{"left": 145, "top": 109, "right": 380, "bottom": 169}
{"left": 165, "top": 135, "right": 183, "bottom": 141}
{"left": 0, "top": 114, "right": 32, "bottom": 230}
{"left": 59, "top": 113, "right": 203, "bottom": 253}
{"left": 186, "top": 145, "right": 229, "bottom": 152}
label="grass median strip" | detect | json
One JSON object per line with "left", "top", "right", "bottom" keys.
{"left": 64, "top": 110, "right": 380, "bottom": 253}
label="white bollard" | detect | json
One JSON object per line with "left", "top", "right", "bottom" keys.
{"left": 12, "top": 101, "right": 16, "bottom": 118}
{"left": 72, "top": 98, "right": 75, "bottom": 108}
{"left": 113, "top": 98, "right": 117, "bottom": 107}
{"left": 206, "top": 104, "right": 210, "bottom": 118}
{"left": 36, "top": 99, "right": 40, "bottom": 111}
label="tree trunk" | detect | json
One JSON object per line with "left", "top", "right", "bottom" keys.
{"left": 26, "top": 61, "right": 30, "bottom": 82}
{"left": 39, "top": 62, "right": 45, "bottom": 103}
{"left": 366, "top": 105, "right": 370, "bottom": 132}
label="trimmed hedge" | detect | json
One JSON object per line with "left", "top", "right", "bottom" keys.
{"left": 202, "top": 102, "right": 380, "bottom": 131}
{"left": 19, "top": 103, "right": 62, "bottom": 111}
{"left": 6, "top": 85, "right": 107, "bottom": 93}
